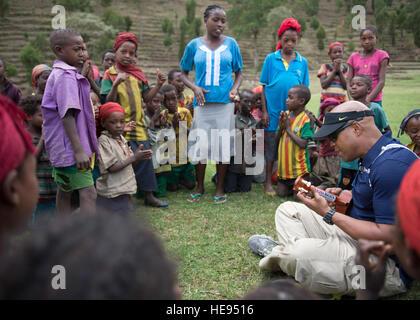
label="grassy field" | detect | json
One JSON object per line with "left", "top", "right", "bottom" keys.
{"left": 133, "top": 66, "right": 420, "bottom": 300}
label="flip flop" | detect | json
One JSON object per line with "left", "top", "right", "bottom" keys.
{"left": 187, "top": 192, "right": 202, "bottom": 203}
{"left": 213, "top": 194, "right": 227, "bottom": 204}
{"left": 265, "top": 191, "right": 276, "bottom": 196}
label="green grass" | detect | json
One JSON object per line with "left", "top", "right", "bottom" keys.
{"left": 133, "top": 67, "right": 420, "bottom": 300}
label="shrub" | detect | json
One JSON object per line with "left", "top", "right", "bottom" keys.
{"left": 52, "top": 0, "right": 92, "bottom": 12}
{"left": 316, "top": 25, "right": 326, "bottom": 40}
{"left": 317, "top": 38, "right": 324, "bottom": 51}
{"left": 310, "top": 16, "right": 320, "bottom": 30}
{"left": 0, "top": 0, "right": 9, "bottom": 17}
{"left": 6, "top": 64, "right": 18, "bottom": 77}
{"left": 100, "top": 0, "right": 112, "bottom": 7}
{"left": 124, "top": 16, "right": 132, "bottom": 32}
{"left": 103, "top": 8, "right": 125, "bottom": 31}
{"left": 67, "top": 12, "right": 117, "bottom": 64}
{"left": 19, "top": 43, "right": 43, "bottom": 84}
{"left": 304, "top": 0, "right": 319, "bottom": 16}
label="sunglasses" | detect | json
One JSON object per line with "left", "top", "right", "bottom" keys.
{"left": 328, "top": 121, "right": 357, "bottom": 142}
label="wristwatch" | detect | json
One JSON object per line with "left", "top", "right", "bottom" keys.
{"left": 323, "top": 208, "right": 336, "bottom": 225}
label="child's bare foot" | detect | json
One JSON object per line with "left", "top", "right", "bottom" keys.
{"left": 264, "top": 183, "right": 275, "bottom": 196}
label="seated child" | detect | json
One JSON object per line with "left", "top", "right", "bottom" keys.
{"left": 399, "top": 109, "right": 420, "bottom": 157}
{"left": 317, "top": 42, "right": 347, "bottom": 105}
{"left": 42, "top": 29, "right": 99, "bottom": 216}
{"left": 225, "top": 90, "right": 258, "bottom": 193}
{"left": 144, "top": 87, "right": 174, "bottom": 200}
{"left": 168, "top": 68, "right": 194, "bottom": 117}
{"left": 0, "top": 94, "right": 38, "bottom": 238}
{"left": 20, "top": 95, "right": 57, "bottom": 225}
{"left": 308, "top": 98, "right": 341, "bottom": 184}
{"left": 96, "top": 102, "right": 153, "bottom": 215}
{"left": 0, "top": 57, "right": 22, "bottom": 104}
{"left": 161, "top": 84, "right": 196, "bottom": 192}
{"left": 31, "top": 64, "right": 52, "bottom": 96}
{"left": 275, "top": 85, "right": 315, "bottom": 197}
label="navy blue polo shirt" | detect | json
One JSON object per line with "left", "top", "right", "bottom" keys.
{"left": 349, "top": 132, "right": 418, "bottom": 224}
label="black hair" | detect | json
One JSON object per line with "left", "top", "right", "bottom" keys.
{"left": 243, "top": 279, "right": 320, "bottom": 300}
{"left": 102, "top": 49, "right": 114, "bottom": 62}
{"left": 168, "top": 68, "right": 182, "bottom": 82}
{"left": 353, "top": 74, "right": 372, "bottom": 89}
{"left": 49, "top": 29, "right": 82, "bottom": 55}
{"left": 19, "top": 95, "right": 43, "bottom": 117}
{"left": 290, "top": 85, "right": 311, "bottom": 105}
{"left": 360, "top": 25, "right": 378, "bottom": 38}
{"left": 161, "top": 84, "right": 177, "bottom": 95}
{"left": 0, "top": 213, "right": 178, "bottom": 299}
{"left": 204, "top": 5, "right": 225, "bottom": 19}
{"left": 398, "top": 109, "right": 420, "bottom": 137}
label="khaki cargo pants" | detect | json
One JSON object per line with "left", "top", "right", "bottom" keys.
{"left": 259, "top": 201, "right": 406, "bottom": 297}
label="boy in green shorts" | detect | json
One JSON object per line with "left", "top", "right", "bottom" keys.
{"left": 42, "top": 29, "right": 98, "bottom": 215}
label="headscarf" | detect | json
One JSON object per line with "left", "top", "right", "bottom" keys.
{"left": 276, "top": 18, "right": 301, "bottom": 51}
{"left": 99, "top": 102, "right": 125, "bottom": 123}
{"left": 397, "top": 159, "right": 420, "bottom": 256}
{"left": 31, "top": 64, "right": 52, "bottom": 88}
{"left": 0, "top": 94, "right": 35, "bottom": 184}
{"left": 252, "top": 86, "right": 262, "bottom": 94}
{"left": 319, "top": 98, "right": 341, "bottom": 122}
{"left": 113, "top": 33, "right": 148, "bottom": 85}
{"left": 328, "top": 41, "right": 344, "bottom": 53}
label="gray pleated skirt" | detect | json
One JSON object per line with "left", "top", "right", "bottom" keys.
{"left": 188, "top": 102, "right": 235, "bottom": 163}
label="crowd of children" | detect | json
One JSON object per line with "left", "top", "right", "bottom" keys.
{"left": 0, "top": 19, "right": 418, "bottom": 222}
{"left": 0, "top": 3, "right": 420, "bottom": 301}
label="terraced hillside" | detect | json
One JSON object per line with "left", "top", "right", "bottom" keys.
{"left": 1, "top": 0, "right": 419, "bottom": 94}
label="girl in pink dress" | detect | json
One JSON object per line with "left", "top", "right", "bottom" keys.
{"left": 347, "top": 25, "right": 390, "bottom": 108}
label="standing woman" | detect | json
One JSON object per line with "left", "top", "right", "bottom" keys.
{"left": 180, "top": 5, "right": 243, "bottom": 204}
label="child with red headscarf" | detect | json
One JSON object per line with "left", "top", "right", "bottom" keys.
{"left": 317, "top": 42, "right": 347, "bottom": 106}
{"left": 0, "top": 94, "right": 38, "bottom": 241}
{"left": 100, "top": 32, "right": 169, "bottom": 207}
{"left": 260, "top": 18, "right": 309, "bottom": 195}
{"left": 96, "top": 102, "right": 153, "bottom": 215}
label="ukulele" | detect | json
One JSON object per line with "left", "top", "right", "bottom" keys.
{"left": 293, "top": 176, "right": 352, "bottom": 214}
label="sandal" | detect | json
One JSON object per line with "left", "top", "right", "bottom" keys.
{"left": 187, "top": 192, "right": 202, "bottom": 203}
{"left": 213, "top": 194, "right": 227, "bottom": 204}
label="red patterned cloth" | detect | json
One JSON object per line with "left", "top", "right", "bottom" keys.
{"left": 397, "top": 159, "right": 420, "bottom": 256}
{"left": 0, "top": 94, "right": 35, "bottom": 183}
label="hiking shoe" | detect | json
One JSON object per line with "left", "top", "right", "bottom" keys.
{"left": 248, "top": 234, "right": 279, "bottom": 257}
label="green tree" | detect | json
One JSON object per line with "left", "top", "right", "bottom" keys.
{"left": 124, "top": 16, "right": 132, "bottom": 32}
{"left": 0, "top": 0, "right": 9, "bottom": 17}
{"left": 227, "top": 0, "right": 283, "bottom": 68}
{"left": 103, "top": 8, "right": 125, "bottom": 31}
{"left": 162, "top": 17, "right": 174, "bottom": 53}
{"left": 304, "top": 0, "right": 319, "bottom": 16}
{"left": 310, "top": 16, "right": 320, "bottom": 30}
{"left": 19, "top": 43, "right": 43, "bottom": 84}
{"left": 316, "top": 24, "right": 326, "bottom": 51}
{"left": 177, "top": 0, "right": 201, "bottom": 60}
{"left": 67, "top": 12, "right": 117, "bottom": 63}
{"left": 52, "top": 0, "right": 92, "bottom": 12}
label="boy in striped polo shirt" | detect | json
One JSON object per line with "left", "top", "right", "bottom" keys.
{"left": 275, "top": 85, "right": 315, "bottom": 197}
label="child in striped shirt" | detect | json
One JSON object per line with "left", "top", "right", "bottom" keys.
{"left": 275, "top": 85, "right": 315, "bottom": 197}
